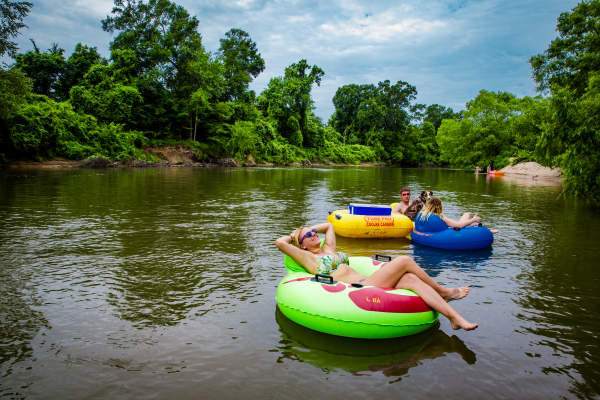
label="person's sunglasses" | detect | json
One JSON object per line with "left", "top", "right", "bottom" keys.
{"left": 299, "top": 229, "right": 317, "bottom": 245}
{"left": 402, "top": 192, "right": 411, "bottom": 196}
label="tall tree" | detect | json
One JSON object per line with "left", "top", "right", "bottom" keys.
{"left": 257, "top": 59, "right": 324, "bottom": 145}
{"left": 0, "top": 68, "right": 31, "bottom": 160}
{"left": 530, "top": 0, "right": 600, "bottom": 96}
{"left": 329, "top": 79, "right": 419, "bottom": 162}
{"left": 102, "top": 0, "right": 205, "bottom": 91}
{"left": 329, "top": 83, "right": 377, "bottom": 143}
{"left": 0, "top": 0, "right": 32, "bottom": 58}
{"left": 437, "top": 90, "right": 522, "bottom": 168}
{"left": 530, "top": 0, "right": 600, "bottom": 201}
{"left": 58, "top": 43, "right": 103, "bottom": 100}
{"left": 14, "top": 42, "right": 66, "bottom": 99}
{"left": 102, "top": 0, "right": 210, "bottom": 135}
{"left": 424, "top": 104, "right": 458, "bottom": 133}
{"left": 218, "top": 28, "right": 264, "bottom": 102}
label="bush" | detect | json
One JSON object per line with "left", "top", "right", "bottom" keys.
{"left": 8, "top": 95, "right": 147, "bottom": 161}
{"left": 317, "top": 141, "right": 377, "bottom": 164}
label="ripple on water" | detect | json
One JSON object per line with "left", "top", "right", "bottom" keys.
{"left": 1, "top": 167, "right": 599, "bottom": 399}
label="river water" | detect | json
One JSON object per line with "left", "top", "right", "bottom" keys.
{"left": 1, "top": 167, "right": 599, "bottom": 399}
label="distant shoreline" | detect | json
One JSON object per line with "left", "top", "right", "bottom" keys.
{"left": 2, "top": 151, "right": 562, "bottom": 181}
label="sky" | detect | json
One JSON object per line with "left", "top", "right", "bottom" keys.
{"left": 6, "top": 0, "right": 581, "bottom": 121}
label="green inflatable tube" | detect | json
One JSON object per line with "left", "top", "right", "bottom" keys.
{"left": 276, "top": 255, "right": 439, "bottom": 339}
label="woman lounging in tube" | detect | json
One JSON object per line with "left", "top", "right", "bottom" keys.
{"left": 275, "top": 222, "right": 478, "bottom": 331}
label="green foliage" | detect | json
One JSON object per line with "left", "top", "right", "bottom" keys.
{"left": 228, "top": 120, "right": 260, "bottom": 160}
{"left": 69, "top": 65, "right": 142, "bottom": 125}
{"left": 316, "top": 142, "right": 377, "bottom": 164}
{"left": 0, "top": 68, "right": 31, "bottom": 122}
{"left": 218, "top": 28, "right": 265, "bottom": 101}
{"left": 424, "top": 104, "right": 459, "bottom": 132}
{"left": 328, "top": 79, "right": 431, "bottom": 165}
{"left": 437, "top": 90, "right": 548, "bottom": 169}
{"left": 102, "top": 0, "right": 205, "bottom": 90}
{"left": 0, "top": 68, "right": 31, "bottom": 161}
{"left": 0, "top": 0, "right": 32, "bottom": 58}
{"left": 8, "top": 95, "right": 146, "bottom": 161}
{"left": 58, "top": 43, "right": 104, "bottom": 100}
{"left": 530, "top": 1, "right": 600, "bottom": 95}
{"left": 257, "top": 59, "right": 324, "bottom": 144}
{"left": 537, "top": 73, "right": 600, "bottom": 201}
{"left": 530, "top": 0, "right": 600, "bottom": 201}
{"left": 8, "top": 0, "right": 597, "bottom": 184}
{"left": 14, "top": 43, "right": 66, "bottom": 98}
{"left": 264, "top": 139, "right": 303, "bottom": 164}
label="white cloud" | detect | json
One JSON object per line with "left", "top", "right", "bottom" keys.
{"left": 320, "top": 14, "right": 448, "bottom": 43}
{"left": 234, "top": 0, "right": 256, "bottom": 8}
{"left": 287, "top": 14, "right": 313, "bottom": 24}
{"left": 73, "top": 0, "right": 113, "bottom": 18}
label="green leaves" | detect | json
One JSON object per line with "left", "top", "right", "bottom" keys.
{"left": 330, "top": 80, "right": 418, "bottom": 152}
{"left": 531, "top": 1, "right": 600, "bottom": 95}
{"left": 436, "top": 90, "right": 549, "bottom": 169}
{"left": 218, "top": 28, "right": 265, "bottom": 102}
{"left": 257, "top": 59, "right": 324, "bottom": 146}
{"left": 0, "top": 0, "right": 32, "bottom": 58}
{"left": 530, "top": 1, "right": 600, "bottom": 202}
{"left": 8, "top": 95, "right": 146, "bottom": 161}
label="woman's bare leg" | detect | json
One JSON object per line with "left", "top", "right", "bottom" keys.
{"left": 364, "top": 256, "right": 469, "bottom": 301}
{"left": 396, "top": 273, "right": 478, "bottom": 331}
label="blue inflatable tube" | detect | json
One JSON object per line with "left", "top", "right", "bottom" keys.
{"left": 411, "top": 226, "right": 493, "bottom": 250}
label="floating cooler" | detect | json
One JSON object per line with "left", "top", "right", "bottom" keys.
{"left": 348, "top": 203, "right": 392, "bottom": 216}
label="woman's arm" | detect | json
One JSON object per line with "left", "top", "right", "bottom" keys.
{"left": 311, "top": 222, "right": 336, "bottom": 251}
{"left": 275, "top": 233, "right": 318, "bottom": 274}
{"left": 441, "top": 214, "right": 481, "bottom": 228}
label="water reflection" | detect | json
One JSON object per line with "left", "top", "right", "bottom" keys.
{"left": 512, "top": 202, "right": 600, "bottom": 399}
{"left": 1, "top": 166, "right": 599, "bottom": 399}
{"left": 0, "top": 264, "right": 48, "bottom": 397}
{"left": 274, "top": 308, "right": 475, "bottom": 381}
{"left": 411, "top": 245, "right": 493, "bottom": 277}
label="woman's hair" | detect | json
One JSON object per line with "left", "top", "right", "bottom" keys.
{"left": 418, "top": 197, "right": 443, "bottom": 220}
{"left": 291, "top": 226, "right": 306, "bottom": 247}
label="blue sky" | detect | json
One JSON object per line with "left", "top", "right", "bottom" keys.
{"left": 8, "top": 0, "right": 580, "bottom": 121}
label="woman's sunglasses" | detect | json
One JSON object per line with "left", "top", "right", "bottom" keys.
{"left": 299, "top": 229, "right": 317, "bottom": 245}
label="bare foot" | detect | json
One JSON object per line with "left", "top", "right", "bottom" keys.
{"left": 444, "top": 287, "right": 470, "bottom": 302}
{"left": 490, "top": 229, "right": 499, "bottom": 234}
{"left": 450, "top": 315, "right": 479, "bottom": 331}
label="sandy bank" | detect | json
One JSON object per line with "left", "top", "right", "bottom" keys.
{"left": 499, "top": 162, "right": 562, "bottom": 180}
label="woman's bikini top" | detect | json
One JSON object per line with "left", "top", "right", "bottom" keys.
{"left": 316, "top": 251, "right": 349, "bottom": 275}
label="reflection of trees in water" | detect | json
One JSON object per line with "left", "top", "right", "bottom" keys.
{"left": 274, "top": 308, "right": 475, "bottom": 380}
{"left": 411, "top": 245, "right": 492, "bottom": 277}
{"left": 0, "top": 171, "right": 54, "bottom": 397}
{"left": 104, "top": 168, "right": 328, "bottom": 327}
{"left": 0, "top": 259, "right": 48, "bottom": 397}
{"left": 513, "top": 202, "right": 600, "bottom": 398}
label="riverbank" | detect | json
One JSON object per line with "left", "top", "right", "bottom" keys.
{"left": 3, "top": 145, "right": 386, "bottom": 169}
{"left": 3, "top": 148, "right": 560, "bottom": 174}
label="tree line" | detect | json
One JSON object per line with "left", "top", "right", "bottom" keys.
{"left": 1, "top": 0, "right": 599, "bottom": 201}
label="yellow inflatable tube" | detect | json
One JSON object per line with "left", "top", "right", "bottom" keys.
{"left": 326, "top": 204, "right": 413, "bottom": 239}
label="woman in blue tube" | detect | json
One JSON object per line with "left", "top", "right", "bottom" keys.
{"left": 416, "top": 197, "right": 498, "bottom": 233}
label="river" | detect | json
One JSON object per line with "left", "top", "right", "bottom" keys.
{"left": 1, "top": 166, "right": 599, "bottom": 399}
